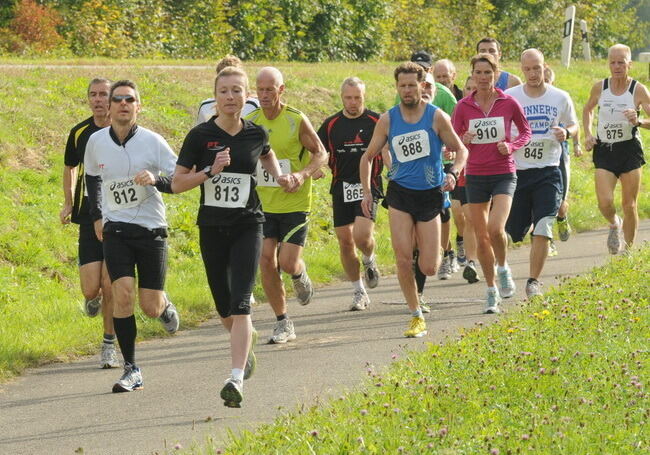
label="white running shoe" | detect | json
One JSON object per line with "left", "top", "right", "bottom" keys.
{"left": 485, "top": 288, "right": 501, "bottom": 314}
{"left": 220, "top": 377, "right": 243, "bottom": 408}
{"left": 438, "top": 256, "right": 452, "bottom": 280}
{"left": 269, "top": 318, "right": 296, "bottom": 344}
{"left": 100, "top": 343, "right": 120, "bottom": 369}
{"left": 350, "top": 289, "right": 370, "bottom": 311}
{"left": 497, "top": 267, "right": 516, "bottom": 299}
{"left": 159, "top": 301, "right": 180, "bottom": 334}
{"left": 84, "top": 295, "right": 102, "bottom": 317}
{"left": 112, "top": 364, "right": 143, "bottom": 393}
{"left": 607, "top": 215, "right": 622, "bottom": 255}
{"left": 292, "top": 271, "right": 314, "bottom": 305}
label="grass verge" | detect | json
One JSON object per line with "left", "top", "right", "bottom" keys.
{"left": 196, "top": 245, "right": 649, "bottom": 454}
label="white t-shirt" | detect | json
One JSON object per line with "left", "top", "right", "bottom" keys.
{"left": 506, "top": 84, "right": 577, "bottom": 170}
{"left": 84, "top": 126, "right": 177, "bottom": 229}
{"left": 196, "top": 97, "right": 260, "bottom": 125}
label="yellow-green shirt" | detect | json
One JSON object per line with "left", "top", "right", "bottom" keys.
{"left": 246, "top": 105, "right": 312, "bottom": 213}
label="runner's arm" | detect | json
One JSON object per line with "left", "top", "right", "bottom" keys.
{"left": 60, "top": 165, "right": 77, "bottom": 224}
{"left": 582, "top": 82, "right": 602, "bottom": 150}
{"left": 627, "top": 83, "right": 650, "bottom": 129}
{"left": 360, "top": 113, "right": 389, "bottom": 217}
{"left": 434, "top": 109, "right": 467, "bottom": 190}
{"left": 297, "top": 115, "right": 328, "bottom": 181}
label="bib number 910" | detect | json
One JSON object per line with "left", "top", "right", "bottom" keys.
{"left": 256, "top": 159, "right": 290, "bottom": 187}
{"left": 470, "top": 117, "right": 506, "bottom": 144}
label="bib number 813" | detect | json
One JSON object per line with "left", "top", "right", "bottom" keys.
{"left": 214, "top": 185, "right": 239, "bottom": 203}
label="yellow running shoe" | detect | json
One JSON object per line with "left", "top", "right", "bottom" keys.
{"left": 403, "top": 316, "right": 427, "bottom": 338}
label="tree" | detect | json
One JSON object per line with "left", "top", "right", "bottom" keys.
{"left": 10, "top": 0, "right": 63, "bottom": 51}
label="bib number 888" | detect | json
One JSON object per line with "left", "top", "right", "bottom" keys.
{"left": 401, "top": 141, "right": 422, "bottom": 157}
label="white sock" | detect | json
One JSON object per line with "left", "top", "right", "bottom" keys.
{"left": 362, "top": 253, "right": 375, "bottom": 265}
{"left": 497, "top": 262, "right": 508, "bottom": 273}
{"left": 352, "top": 279, "right": 365, "bottom": 292}
{"left": 412, "top": 309, "right": 423, "bottom": 318}
{"left": 611, "top": 215, "right": 621, "bottom": 227}
{"left": 232, "top": 368, "right": 244, "bottom": 382}
{"left": 487, "top": 286, "right": 498, "bottom": 293}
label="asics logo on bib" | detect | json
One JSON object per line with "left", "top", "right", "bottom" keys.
{"left": 109, "top": 179, "right": 135, "bottom": 191}
{"left": 398, "top": 132, "right": 422, "bottom": 145}
{"left": 474, "top": 119, "right": 498, "bottom": 128}
{"left": 212, "top": 175, "right": 242, "bottom": 185}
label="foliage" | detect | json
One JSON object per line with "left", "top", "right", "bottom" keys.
{"left": 0, "top": 27, "right": 28, "bottom": 55}
{"left": 10, "top": 0, "right": 63, "bottom": 52}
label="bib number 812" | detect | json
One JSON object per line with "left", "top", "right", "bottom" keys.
{"left": 112, "top": 188, "right": 137, "bottom": 205}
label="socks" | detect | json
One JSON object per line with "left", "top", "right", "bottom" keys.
{"left": 276, "top": 313, "right": 287, "bottom": 322}
{"left": 412, "top": 308, "right": 423, "bottom": 318}
{"left": 413, "top": 250, "right": 426, "bottom": 294}
{"left": 362, "top": 253, "right": 375, "bottom": 265}
{"left": 556, "top": 216, "right": 566, "bottom": 222}
{"left": 456, "top": 234, "right": 463, "bottom": 242}
{"left": 103, "top": 333, "right": 116, "bottom": 345}
{"left": 487, "top": 286, "right": 498, "bottom": 293}
{"left": 527, "top": 278, "right": 538, "bottom": 284}
{"left": 113, "top": 315, "right": 137, "bottom": 367}
{"left": 352, "top": 279, "right": 365, "bottom": 292}
{"left": 291, "top": 271, "right": 303, "bottom": 280}
{"left": 497, "top": 262, "right": 509, "bottom": 273}
{"left": 232, "top": 368, "right": 244, "bottom": 382}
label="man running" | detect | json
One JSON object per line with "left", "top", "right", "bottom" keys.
{"left": 476, "top": 37, "right": 522, "bottom": 90}
{"left": 246, "top": 67, "right": 328, "bottom": 343}
{"left": 360, "top": 62, "right": 468, "bottom": 338}
{"left": 433, "top": 59, "right": 464, "bottom": 101}
{"left": 85, "top": 80, "right": 180, "bottom": 392}
{"left": 505, "top": 49, "right": 578, "bottom": 298}
{"left": 196, "top": 55, "right": 260, "bottom": 125}
{"left": 318, "top": 77, "right": 382, "bottom": 311}
{"left": 61, "top": 78, "right": 118, "bottom": 369}
{"left": 583, "top": 43, "right": 649, "bottom": 254}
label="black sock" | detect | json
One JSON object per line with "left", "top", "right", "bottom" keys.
{"left": 113, "top": 315, "right": 137, "bottom": 367}
{"left": 276, "top": 313, "right": 287, "bottom": 322}
{"left": 413, "top": 250, "right": 426, "bottom": 294}
{"left": 527, "top": 278, "right": 537, "bottom": 284}
{"left": 557, "top": 216, "right": 566, "bottom": 221}
{"left": 103, "top": 333, "right": 115, "bottom": 345}
{"left": 456, "top": 234, "right": 464, "bottom": 242}
{"left": 291, "top": 272, "right": 303, "bottom": 280}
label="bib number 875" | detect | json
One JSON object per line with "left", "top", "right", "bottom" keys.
{"left": 605, "top": 129, "right": 624, "bottom": 141}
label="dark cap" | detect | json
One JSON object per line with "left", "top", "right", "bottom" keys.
{"left": 410, "top": 50, "right": 432, "bottom": 68}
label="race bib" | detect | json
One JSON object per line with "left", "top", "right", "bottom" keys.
{"left": 517, "top": 139, "right": 552, "bottom": 164}
{"left": 392, "top": 129, "right": 430, "bottom": 163}
{"left": 469, "top": 117, "right": 506, "bottom": 144}
{"left": 104, "top": 178, "right": 147, "bottom": 211}
{"left": 204, "top": 172, "right": 250, "bottom": 208}
{"left": 256, "top": 159, "right": 290, "bottom": 187}
{"left": 598, "top": 120, "right": 633, "bottom": 143}
{"left": 342, "top": 182, "right": 363, "bottom": 203}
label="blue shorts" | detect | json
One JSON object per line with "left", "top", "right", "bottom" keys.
{"left": 506, "top": 166, "right": 562, "bottom": 243}
{"left": 465, "top": 173, "right": 517, "bottom": 204}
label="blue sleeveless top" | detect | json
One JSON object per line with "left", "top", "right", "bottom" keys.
{"left": 388, "top": 103, "right": 443, "bottom": 190}
{"left": 495, "top": 71, "right": 510, "bottom": 90}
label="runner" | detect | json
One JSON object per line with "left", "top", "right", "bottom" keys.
{"left": 543, "top": 64, "right": 583, "bottom": 247}
{"left": 433, "top": 59, "right": 464, "bottom": 101}
{"left": 505, "top": 49, "right": 578, "bottom": 298}
{"left": 317, "top": 77, "right": 382, "bottom": 311}
{"left": 360, "top": 62, "right": 468, "bottom": 338}
{"left": 583, "top": 44, "right": 649, "bottom": 254}
{"left": 476, "top": 38, "right": 522, "bottom": 90}
{"left": 84, "top": 80, "right": 180, "bottom": 393}
{"left": 61, "top": 78, "right": 118, "bottom": 369}
{"left": 173, "top": 66, "right": 290, "bottom": 407}
{"left": 452, "top": 53, "right": 531, "bottom": 313}
{"left": 196, "top": 55, "right": 260, "bottom": 125}
{"left": 246, "top": 67, "right": 328, "bottom": 344}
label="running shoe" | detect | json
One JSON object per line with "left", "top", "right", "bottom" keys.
{"left": 159, "top": 300, "right": 180, "bottom": 334}
{"left": 525, "top": 279, "right": 543, "bottom": 299}
{"left": 220, "top": 377, "right": 243, "bottom": 408}
{"left": 404, "top": 316, "right": 427, "bottom": 338}
{"left": 269, "top": 318, "right": 296, "bottom": 344}
{"left": 84, "top": 295, "right": 102, "bottom": 318}
{"left": 418, "top": 294, "right": 431, "bottom": 314}
{"left": 250, "top": 294, "right": 256, "bottom": 305}
{"left": 448, "top": 250, "right": 459, "bottom": 273}
{"left": 497, "top": 267, "right": 515, "bottom": 298}
{"left": 463, "top": 260, "right": 480, "bottom": 284}
{"left": 557, "top": 217, "right": 571, "bottom": 242}
{"left": 292, "top": 271, "right": 314, "bottom": 305}
{"left": 485, "top": 288, "right": 501, "bottom": 314}
{"left": 548, "top": 239, "right": 558, "bottom": 257}
{"left": 100, "top": 343, "right": 120, "bottom": 369}
{"left": 456, "top": 240, "right": 467, "bottom": 266}
{"left": 607, "top": 215, "right": 622, "bottom": 255}
{"left": 244, "top": 328, "right": 258, "bottom": 380}
{"left": 363, "top": 257, "right": 380, "bottom": 289}
{"left": 112, "top": 363, "right": 143, "bottom": 393}
{"left": 350, "top": 289, "right": 370, "bottom": 311}
{"left": 438, "top": 255, "right": 452, "bottom": 280}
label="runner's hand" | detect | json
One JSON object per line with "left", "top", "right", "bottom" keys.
{"left": 584, "top": 134, "right": 597, "bottom": 151}
{"left": 442, "top": 173, "right": 456, "bottom": 192}
{"left": 551, "top": 126, "right": 567, "bottom": 142}
{"left": 212, "top": 148, "right": 231, "bottom": 174}
{"left": 462, "top": 131, "right": 476, "bottom": 145}
{"left": 60, "top": 204, "right": 72, "bottom": 224}
{"left": 361, "top": 193, "right": 373, "bottom": 218}
{"left": 623, "top": 108, "right": 638, "bottom": 125}
{"left": 94, "top": 219, "right": 103, "bottom": 242}
{"left": 134, "top": 170, "right": 156, "bottom": 186}
{"left": 443, "top": 146, "right": 455, "bottom": 161}
{"left": 312, "top": 169, "right": 325, "bottom": 180}
{"left": 497, "top": 141, "right": 510, "bottom": 155}
{"left": 573, "top": 143, "right": 583, "bottom": 158}
{"left": 276, "top": 174, "right": 292, "bottom": 192}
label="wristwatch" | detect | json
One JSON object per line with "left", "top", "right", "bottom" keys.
{"left": 447, "top": 168, "right": 459, "bottom": 180}
{"left": 203, "top": 166, "right": 214, "bottom": 178}
{"left": 564, "top": 127, "right": 571, "bottom": 139}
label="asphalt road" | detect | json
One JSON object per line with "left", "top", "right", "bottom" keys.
{"left": 1, "top": 221, "right": 648, "bottom": 455}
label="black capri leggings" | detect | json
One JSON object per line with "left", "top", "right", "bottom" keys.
{"left": 199, "top": 223, "right": 263, "bottom": 318}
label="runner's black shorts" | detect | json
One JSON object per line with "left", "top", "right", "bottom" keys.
{"left": 200, "top": 223, "right": 262, "bottom": 318}
{"left": 78, "top": 222, "right": 103, "bottom": 266}
{"left": 385, "top": 180, "right": 443, "bottom": 222}
{"left": 332, "top": 194, "right": 378, "bottom": 227}
{"left": 102, "top": 221, "right": 168, "bottom": 290}
{"left": 592, "top": 137, "right": 645, "bottom": 177}
{"left": 465, "top": 173, "right": 517, "bottom": 204}
{"left": 263, "top": 211, "right": 309, "bottom": 246}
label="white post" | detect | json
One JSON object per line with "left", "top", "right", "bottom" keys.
{"left": 639, "top": 53, "right": 650, "bottom": 80}
{"left": 580, "top": 20, "right": 591, "bottom": 61}
{"left": 561, "top": 5, "right": 576, "bottom": 68}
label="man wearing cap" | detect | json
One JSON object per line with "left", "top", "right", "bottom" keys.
{"left": 398, "top": 51, "right": 457, "bottom": 115}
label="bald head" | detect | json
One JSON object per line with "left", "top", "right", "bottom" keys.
{"left": 256, "top": 66, "right": 285, "bottom": 111}
{"left": 608, "top": 44, "right": 631, "bottom": 61}
{"left": 433, "top": 59, "right": 456, "bottom": 89}
{"left": 257, "top": 66, "right": 284, "bottom": 87}
{"left": 520, "top": 48, "right": 545, "bottom": 88}
{"left": 521, "top": 48, "right": 544, "bottom": 64}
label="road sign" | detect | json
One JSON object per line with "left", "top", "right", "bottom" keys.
{"left": 561, "top": 5, "right": 576, "bottom": 68}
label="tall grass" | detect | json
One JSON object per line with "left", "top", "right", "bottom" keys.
{"left": 0, "top": 59, "right": 648, "bottom": 381}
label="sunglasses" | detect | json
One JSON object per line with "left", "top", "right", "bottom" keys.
{"left": 111, "top": 95, "right": 137, "bottom": 103}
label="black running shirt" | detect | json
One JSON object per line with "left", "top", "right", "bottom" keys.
{"left": 177, "top": 119, "right": 270, "bottom": 226}
{"left": 64, "top": 116, "right": 105, "bottom": 224}
{"left": 317, "top": 109, "right": 383, "bottom": 197}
